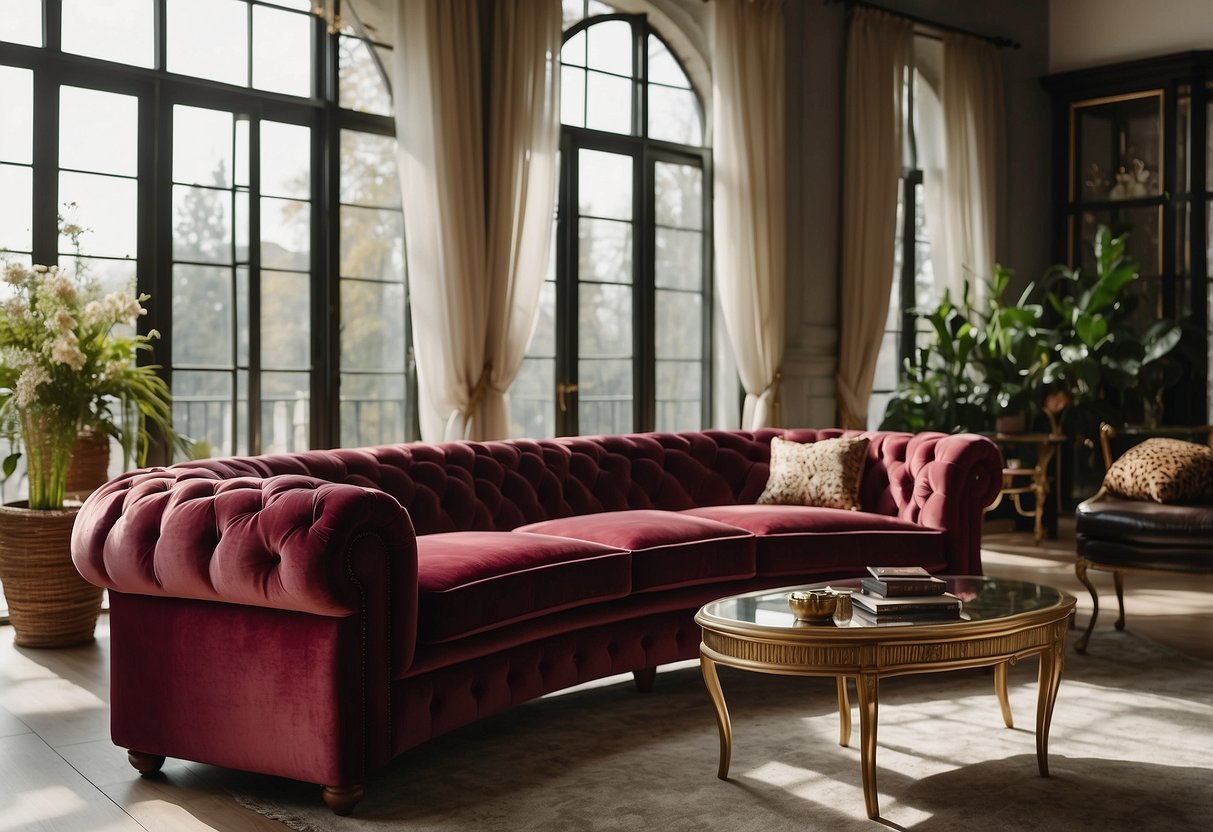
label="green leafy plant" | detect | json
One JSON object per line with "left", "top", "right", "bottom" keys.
{"left": 0, "top": 219, "right": 186, "bottom": 509}
{"left": 1041, "top": 226, "right": 1184, "bottom": 440}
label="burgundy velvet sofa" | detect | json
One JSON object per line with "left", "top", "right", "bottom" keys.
{"left": 71, "top": 428, "right": 1001, "bottom": 814}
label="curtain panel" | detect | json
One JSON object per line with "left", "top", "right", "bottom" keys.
{"left": 394, "top": 0, "right": 560, "bottom": 441}
{"left": 712, "top": 0, "right": 786, "bottom": 430}
{"left": 835, "top": 7, "right": 913, "bottom": 429}
{"left": 941, "top": 32, "right": 1005, "bottom": 310}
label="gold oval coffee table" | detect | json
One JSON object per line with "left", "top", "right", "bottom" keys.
{"left": 695, "top": 576, "right": 1076, "bottom": 819}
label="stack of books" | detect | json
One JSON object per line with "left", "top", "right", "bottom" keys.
{"left": 852, "top": 566, "right": 961, "bottom": 624}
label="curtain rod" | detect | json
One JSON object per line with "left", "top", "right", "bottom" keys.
{"left": 824, "top": 0, "right": 1021, "bottom": 50}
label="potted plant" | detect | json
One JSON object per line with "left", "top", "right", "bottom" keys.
{"left": 1041, "top": 226, "right": 1185, "bottom": 443}
{"left": 0, "top": 221, "right": 181, "bottom": 647}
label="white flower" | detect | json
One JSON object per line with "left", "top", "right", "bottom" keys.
{"left": 15, "top": 365, "right": 50, "bottom": 407}
{"left": 46, "top": 331, "right": 86, "bottom": 370}
{"left": 3, "top": 263, "right": 27, "bottom": 285}
{"left": 46, "top": 309, "right": 76, "bottom": 334}
{"left": 82, "top": 301, "right": 104, "bottom": 327}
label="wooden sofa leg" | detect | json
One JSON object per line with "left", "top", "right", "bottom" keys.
{"left": 1075, "top": 558, "right": 1099, "bottom": 654}
{"left": 322, "top": 784, "right": 364, "bottom": 816}
{"left": 633, "top": 667, "right": 657, "bottom": 693}
{"left": 1113, "top": 570, "right": 1127, "bottom": 631}
{"left": 127, "top": 751, "right": 166, "bottom": 777}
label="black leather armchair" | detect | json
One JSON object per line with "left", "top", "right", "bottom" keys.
{"left": 1074, "top": 425, "right": 1213, "bottom": 653}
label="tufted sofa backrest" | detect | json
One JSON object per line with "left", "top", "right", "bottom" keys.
{"left": 167, "top": 429, "right": 914, "bottom": 536}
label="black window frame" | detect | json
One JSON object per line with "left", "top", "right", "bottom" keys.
{"left": 0, "top": 0, "right": 414, "bottom": 461}
{"left": 554, "top": 12, "right": 713, "bottom": 436}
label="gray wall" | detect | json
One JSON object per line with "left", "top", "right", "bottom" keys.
{"left": 781, "top": 0, "right": 1052, "bottom": 428}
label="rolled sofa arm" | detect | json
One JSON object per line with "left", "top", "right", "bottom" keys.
{"left": 892, "top": 432, "right": 1004, "bottom": 575}
{"left": 71, "top": 467, "right": 419, "bottom": 671}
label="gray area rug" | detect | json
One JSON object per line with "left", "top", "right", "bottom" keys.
{"left": 234, "top": 631, "right": 1213, "bottom": 831}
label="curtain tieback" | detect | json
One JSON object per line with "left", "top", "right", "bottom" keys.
{"left": 463, "top": 360, "right": 494, "bottom": 422}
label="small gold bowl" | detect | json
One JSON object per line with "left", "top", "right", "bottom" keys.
{"left": 788, "top": 590, "right": 837, "bottom": 623}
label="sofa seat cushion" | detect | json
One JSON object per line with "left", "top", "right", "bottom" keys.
{"left": 1077, "top": 490, "right": 1213, "bottom": 546}
{"left": 682, "top": 505, "right": 945, "bottom": 577}
{"left": 416, "top": 532, "right": 631, "bottom": 644}
{"left": 515, "top": 510, "right": 756, "bottom": 593}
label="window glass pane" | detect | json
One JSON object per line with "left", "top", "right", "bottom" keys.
{"left": 647, "top": 35, "right": 689, "bottom": 88}
{"left": 262, "top": 0, "right": 312, "bottom": 9}
{"left": 260, "top": 197, "right": 310, "bottom": 271}
{"left": 340, "top": 373, "right": 406, "bottom": 447}
{"left": 655, "top": 162, "right": 702, "bottom": 229}
{"left": 339, "top": 35, "right": 392, "bottom": 116}
{"left": 648, "top": 85, "right": 702, "bottom": 146}
{"left": 262, "top": 271, "right": 310, "bottom": 369}
{"left": 340, "top": 206, "right": 404, "bottom": 281}
{"left": 234, "top": 190, "right": 250, "bottom": 261}
{"left": 872, "top": 332, "right": 901, "bottom": 391}
{"left": 0, "top": 165, "right": 32, "bottom": 253}
{"left": 261, "top": 121, "right": 311, "bottom": 199}
{"left": 236, "top": 266, "right": 249, "bottom": 365}
{"left": 62, "top": 0, "right": 154, "bottom": 67}
{"left": 562, "top": 29, "right": 587, "bottom": 66}
{"left": 261, "top": 371, "right": 310, "bottom": 453}
{"left": 656, "top": 290, "right": 701, "bottom": 360}
{"left": 586, "top": 20, "right": 631, "bottom": 76}
{"left": 167, "top": 0, "right": 249, "bottom": 87}
{"left": 172, "top": 370, "right": 235, "bottom": 456}
{"left": 252, "top": 5, "right": 312, "bottom": 97}
{"left": 578, "top": 218, "right": 632, "bottom": 284}
{"left": 655, "top": 228, "right": 701, "bottom": 291}
{"left": 172, "top": 265, "right": 233, "bottom": 366}
{"left": 0, "top": 0, "right": 41, "bottom": 46}
{"left": 58, "top": 256, "right": 136, "bottom": 300}
{"left": 578, "top": 359, "right": 631, "bottom": 435}
{"left": 511, "top": 357, "right": 555, "bottom": 439}
{"left": 60, "top": 87, "right": 139, "bottom": 176}
{"left": 528, "top": 281, "right": 556, "bottom": 356}
{"left": 578, "top": 149, "right": 632, "bottom": 219}
{"left": 579, "top": 283, "right": 631, "bottom": 356}
{"left": 585, "top": 71, "right": 632, "bottom": 134}
{"left": 235, "top": 118, "right": 250, "bottom": 187}
{"left": 340, "top": 130, "right": 401, "bottom": 208}
{"left": 656, "top": 360, "right": 701, "bottom": 432}
{"left": 341, "top": 279, "right": 406, "bottom": 373}
{"left": 174, "top": 106, "right": 235, "bottom": 188}
{"left": 0, "top": 67, "right": 33, "bottom": 164}
{"left": 560, "top": 65, "right": 586, "bottom": 128}
{"left": 58, "top": 173, "right": 138, "bottom": 258}
{"left": 173, "top": 185, "right": 232, "bottom": 263}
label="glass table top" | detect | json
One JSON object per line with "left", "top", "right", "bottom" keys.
{"left": 700, "top": 577, "right": 1070, "bottom": 630}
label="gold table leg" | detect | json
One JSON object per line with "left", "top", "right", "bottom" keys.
{"left": 994, "top": 661, "right": 1014, "bottom": 729}
{"left": 701, "top": 651, "right": 732, "bottom": 780}
{"left": 837, "top": 676, "right": 852, "bottom": 747}
{"left": 857, "top": 672, "right": 880, "bottom": 819}
{"left": 1035, "top": 638, "right": 1064, "bottom": 776}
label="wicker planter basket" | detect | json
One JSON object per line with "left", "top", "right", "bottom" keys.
{"left": 0, "top": 502, "right": 102, "bottom": 648}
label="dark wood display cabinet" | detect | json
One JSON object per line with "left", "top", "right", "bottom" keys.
{"left": 1044, "top": 51, "right": 1213, "bottom": 428}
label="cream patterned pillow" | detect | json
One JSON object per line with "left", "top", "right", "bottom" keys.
{"left": 1103, "top": 438, "right": 1213, "bottom": 504}
{"left": 757, "top": 436, "right": 870, "bottom": 511}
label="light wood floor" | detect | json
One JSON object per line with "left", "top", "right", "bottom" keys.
{"left": 1, "top": 521, "right": 1210, "bottom": 830}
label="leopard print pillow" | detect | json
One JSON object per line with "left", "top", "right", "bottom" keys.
{"left": 757, "top": 436, "right": 870, "bottom": 511}
{"left": 1103, "top": 438, "right": 1213, "bottom": 504}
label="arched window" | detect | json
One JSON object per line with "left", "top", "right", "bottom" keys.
{"left": 514, "top": 1, "right": 711, "bottom": 437}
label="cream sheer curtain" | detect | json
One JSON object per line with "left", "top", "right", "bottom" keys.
{"left": 712, "top": 0, "right": 786, "bottom": 430}
{"left": 394, "top": 0, "right": 560, "bottom": 441}
{"left": 481, "top": 2, "right": 561, "bottom": 440}
{"left": 941, "top": 32, "right": 1004, "bottom": 309}
{"left": 835, "top": 7, "right": 912, "bottom": 429}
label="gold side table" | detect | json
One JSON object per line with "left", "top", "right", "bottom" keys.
{"left": 695, "top": 577, "right": 1076, "bottom": 820}
{"left": 983, "top": 433, "right": 1066, "bottom": 544}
